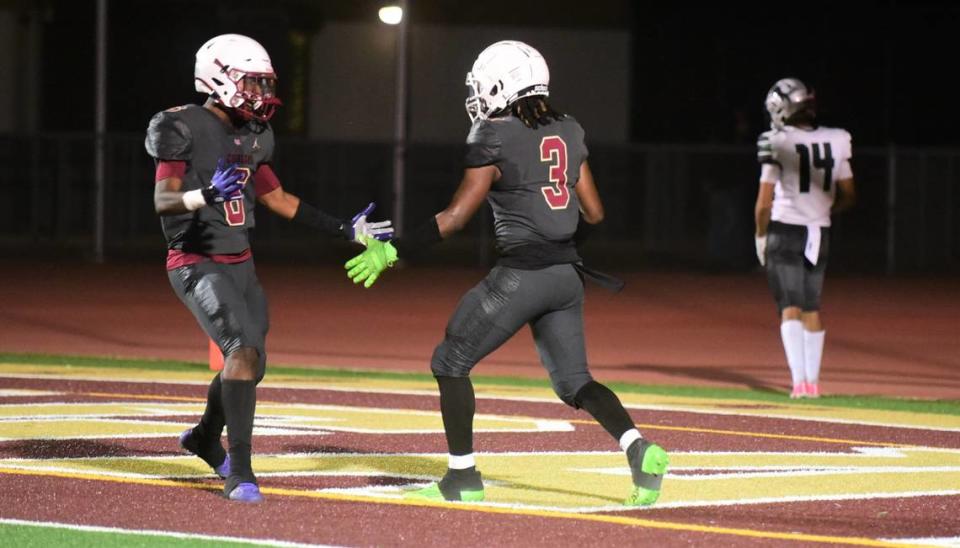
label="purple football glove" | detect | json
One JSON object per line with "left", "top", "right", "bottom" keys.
{"left": 347, "top": 202, "right": 394, "bottom": 245}
{"left": 202, "top": 159, "right": 243, "bottom": 205}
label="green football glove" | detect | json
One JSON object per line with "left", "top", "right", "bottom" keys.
{"left": 344, "top": 238, "right": 398, "bottom": 288}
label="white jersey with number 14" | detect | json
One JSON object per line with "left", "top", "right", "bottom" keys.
{"left": 757, "top": 125, "right": 853, "bottom": 227}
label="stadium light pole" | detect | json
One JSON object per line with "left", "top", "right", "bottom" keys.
{"left": 380, "top": 2, "right": 408, "bottom": 237}
{"left": 93, "top": 0, "right": 108, "bottom": 263}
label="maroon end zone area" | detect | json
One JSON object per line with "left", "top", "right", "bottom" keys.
{"left": 1, "top": 375, "right": 959, "bottom": 545}
{"left": 2, "top": 474, "right": 796, "bottom": 547}
{"left": 1, "top": 260, "right": 958, "bottom": 399}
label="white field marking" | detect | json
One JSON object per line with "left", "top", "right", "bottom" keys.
{"left": 0, "top": 518, "right": 338, "bottom": 548}
{"left": 851, "top": 447, "right": 908, "bottom": 457}
{"left": 312, "top": 484, "right": 960, "bottom": 515}
{"left": 0, "top": 389, "right": 63, "bottom": 397}
{"left": 259, "top": 401, "right": 574, "bottom": 430}
{"left": 0, "top": 399, "right": 567, "bottom": 426}
{"left": 0, "top": 420, "right": 313, "bottom": 442}
{"left": 656, "top": 466, "right": 960, "bottom": 480}
{"left": 2, "top": 372, "right": 957, "bottom": 433}
{"left": 678, "top": 447, "right": 960, "bottom": 455}
{"left": 0, "top": 461, "right": 437, "bottom": 483}
{"left": 880, "top": 538, "right": 960, "bottom": 547}
{"left": 0, "top": 412, "right": 199, "bottom": 420}
{"left": 0, "top": 400, "right": 574, "bottom": 435}
{"left": 619, "top": 402, "right": 960, "bottom": 434}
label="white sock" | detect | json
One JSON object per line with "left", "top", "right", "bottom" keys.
{"left": 448, "top": 453, "right": 476, "bottom": 470}
{"left": 619, "top": 429, "right": 642, "bottom": 452}
{"left": 780, "top": 320, "right": 806, "bottom": 386}
{"left": 803, "top": 330, "right": 825, "bottom": 384}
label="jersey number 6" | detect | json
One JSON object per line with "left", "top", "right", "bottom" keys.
{"left": 539, "top": 136, "right": 570, "bottom": 210}
{"left": 224, "top": 167, "right": 251, "bottom": 227}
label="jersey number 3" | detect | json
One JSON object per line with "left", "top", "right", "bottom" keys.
{"left": 795, "top": 143, "right": 834, "bottom": 193}
{"left": 539, "top": 136, "right": 570, "bottom": 209}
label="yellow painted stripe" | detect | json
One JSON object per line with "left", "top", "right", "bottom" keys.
{"left": 59, "top": 391, "right": 917, "bottom": 448}
{"left": 81, "top": 392, "right": 205, "bottom": 403}
{"left": 569, "top": 420, "right": 917, "bottom": 449}
{"left": 0, "top": 466, "right": 912, "bottom": 547}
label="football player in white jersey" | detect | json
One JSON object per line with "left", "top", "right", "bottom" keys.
{"left": 754, "top": 78, "right": 857, "bottom": 398}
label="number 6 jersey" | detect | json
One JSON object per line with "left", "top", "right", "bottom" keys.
{"left": 757, "top": 125, "right": 853, "bottom": 227}
{"left": 145, "top": 104, "right": 276, "bottom": 256}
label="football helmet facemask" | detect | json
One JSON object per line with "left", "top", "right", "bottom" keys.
{"left": 764, "top": 77, "right": 815, "bottom": 130}
{"left": 194, "top": 34, "right": 282, "bottom": 122}
{"left": 465, "top": 40, "right": 550, "bottom": 122}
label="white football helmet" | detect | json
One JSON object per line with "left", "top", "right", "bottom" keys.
{"left": 764, "top": 77, "right": 815, "bottom": 130}
{"left": 194, "top": 34, "right": 281, "bottom": 122}
{"left": 465, "top": 40, "right": 550, "bottom": 122}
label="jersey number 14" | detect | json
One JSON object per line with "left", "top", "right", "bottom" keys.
{"left": 540, "top": 136, "right": 570, "bottom": 209}
{"left": 795, "top": 143, "right": 834, "bottom": 193}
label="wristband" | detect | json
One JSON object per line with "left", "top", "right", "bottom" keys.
{"left": 393, "top": 216, "right": 442, "bottom": 256}
{"left": 182, "top": 189, "right": 207, "bottom": 211}
{"left": 292, "top": 201, "right": 349, "bottom": 239}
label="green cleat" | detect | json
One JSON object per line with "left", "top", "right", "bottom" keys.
{"left": 624, "top": 440, "right": 669, "bottom": 507}
{"left": 404, "top": 468, "right": 485, "bottom": 502}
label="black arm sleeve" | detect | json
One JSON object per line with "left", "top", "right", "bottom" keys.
{"left": 292, "top": 201, "right": 350, "bottom": 239}
{"left": 393, "top": 216, "right": 442, "bottom": 257}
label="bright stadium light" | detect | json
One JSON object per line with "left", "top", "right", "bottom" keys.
{"left": 379, "top": 5, "right": 403, "bottom": 25}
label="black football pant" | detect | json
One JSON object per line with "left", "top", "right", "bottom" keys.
{"left": 430, "top": 264, "right": 593, "bottom": 405}
{"left": 168, "top": 258, "right": 269, "bottom": 485}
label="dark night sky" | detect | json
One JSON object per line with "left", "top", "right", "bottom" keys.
{"left": 33, "top": 0, "right": 960, "bottom": 146}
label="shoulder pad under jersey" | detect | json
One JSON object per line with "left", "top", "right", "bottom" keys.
{"left": 144, "top": 107, "right": 194, "bottom": 161}
{"left": 464, "top": 119, "right": 502, "bottom": 168}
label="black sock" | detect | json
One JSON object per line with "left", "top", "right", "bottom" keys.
{"left": 184, "top": 374, "right": 227, "bottom": 468}
{"left": 574, "top": 381, "right": 635, "bottom": 441}
{"left": 436, "top": 376, "right": 475, "bottom": 456}
{"left": 193, "top": 374, "right": 225, "bottom": 442}
{"left": 222, "top": 379, "right": 257, "bottom": 484}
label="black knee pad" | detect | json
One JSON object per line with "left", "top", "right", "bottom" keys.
{"left": 553, "top": 373, "right": 594, "bottom": 408}
{"left": 430, "top": 340, "right": 476, "bottom": 378}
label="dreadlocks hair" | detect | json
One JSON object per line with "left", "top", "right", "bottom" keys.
{"left": 510, "top": 96, "right": 565, "bottom": 129}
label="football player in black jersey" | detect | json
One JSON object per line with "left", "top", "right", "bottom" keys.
{"left": 146, "top": 34, "right": 392, "bottom": 503}
{"left": 345, "top": 41, "right": 668, "bottom": 506}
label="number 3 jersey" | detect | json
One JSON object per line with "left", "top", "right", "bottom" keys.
{"left": 464, "top": 114, "right": 588, "bottom": 252}
{"left": 757, "top": 125, "right": 853, "bottom": 227}
{"left": 145, "top": 104, "right": 276, "bottom": 256}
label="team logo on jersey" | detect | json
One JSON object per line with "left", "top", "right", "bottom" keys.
{"left": 252, "top": 137, "right": 260, "bottom": 150}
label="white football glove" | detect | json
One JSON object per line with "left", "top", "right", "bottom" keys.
{"left": 755, "top": 235, "right": 767, "bottom": 267}
{"left": 349, "top": 202, "right": 394, "bottom": 246}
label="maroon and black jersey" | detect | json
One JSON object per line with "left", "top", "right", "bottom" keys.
{"left": 465, "top": 114, "right": 588, "bottom": 252}
{"left": 145, "top": 104, "right": 277, "bottom": 257}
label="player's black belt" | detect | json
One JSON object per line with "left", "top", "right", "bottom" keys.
{"left": 496, "top": 241, "right": 625, "bottom": 293}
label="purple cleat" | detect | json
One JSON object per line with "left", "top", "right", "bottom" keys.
{"left": 179, "top": 428, "right": 230, "bottom": 479}
{"left": 228, "top": 482, "right": 263, "bottom": 503}
{"left": 214, "top": 455, "right": 231, "bottom": 479}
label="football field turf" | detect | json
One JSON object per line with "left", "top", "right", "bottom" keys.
{"left": 1, "top": 354, "right": 958, "bottom": 546}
